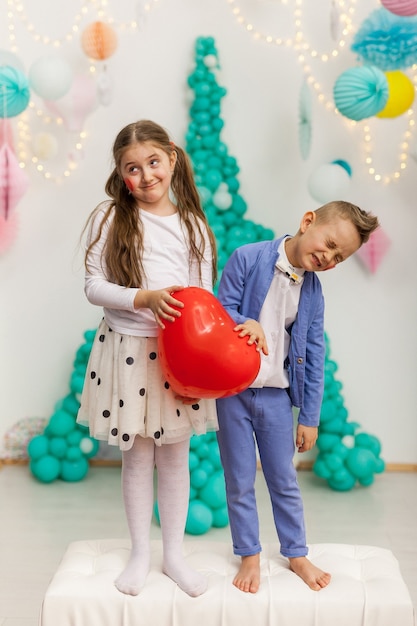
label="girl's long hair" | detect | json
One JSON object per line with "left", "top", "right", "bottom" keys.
{"left": 84, "top": 120, "right": 217, "bottom": 287}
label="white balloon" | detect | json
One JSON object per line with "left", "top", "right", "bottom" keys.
{"left": 80, "top": 438, "right": 94, "bottom": 454}
{"left": 213, "top": 190, "right": 233, "bottom": 210}
{"left": 307, "top": 163, "right": 351, "bottom": 204}
{"left": 29, "top": 55, "right": 73, "bottom": 100}
{"left": 203, "top": 54, "right": 217, "bottom": 68}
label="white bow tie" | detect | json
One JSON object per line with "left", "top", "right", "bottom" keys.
{"left": 276, "top": 258, "right": 303, "bottom": 284}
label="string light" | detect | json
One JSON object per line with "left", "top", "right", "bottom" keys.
{"left": 225, "top": 0, "right": 417, "bottom": 185}
{"left": 5, "top": 0, "right": 162, "bottom": 182}
{"left": 4, "top": 0, "right": 417, "bottom": 185}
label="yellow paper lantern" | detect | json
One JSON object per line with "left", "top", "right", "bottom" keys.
{"left": 376, "top": 71, "right": 415, "bottom": 118}
{"left": 81, "top": 21, "right": 118, "bottom": 61}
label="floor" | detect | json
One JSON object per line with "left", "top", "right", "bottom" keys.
{"left": 0, "top": 464, "right": 416, "bottom": 626}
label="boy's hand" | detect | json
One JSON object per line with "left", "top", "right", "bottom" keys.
{"left": 234, "top": 319, "right": 269, "bottom": 355}
{"left": 296, "top": 424, "right": 318, "bottom": 453}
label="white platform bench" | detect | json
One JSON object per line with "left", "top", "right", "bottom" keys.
{"left": 39, "top": 539, "right": 415, "bottom": 626}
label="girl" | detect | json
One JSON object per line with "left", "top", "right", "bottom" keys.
{"left": 77, "top": 120, "right": 218, "bottom": 597}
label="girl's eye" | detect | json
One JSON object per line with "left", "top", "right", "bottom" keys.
{"left": 150, "top": 159, "right": 159, "bottom": 166}
{"left": 129, "top": 166, "right": 139, "bottom": 173}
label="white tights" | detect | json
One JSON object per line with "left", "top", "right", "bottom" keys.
{"left": 114, "top": 436, "right": 208, "bottom": 597}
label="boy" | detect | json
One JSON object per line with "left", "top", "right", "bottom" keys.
{"left": 216, "top": 201, "right": 379, "bottom": 593}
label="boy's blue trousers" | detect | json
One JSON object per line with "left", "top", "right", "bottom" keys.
{"left": 216, "top": 387, "right": 308, "bottom": 558}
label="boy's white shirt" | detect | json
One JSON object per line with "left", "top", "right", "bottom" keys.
{"left": 250, "top": 237, "right": 305, "bottom": 389}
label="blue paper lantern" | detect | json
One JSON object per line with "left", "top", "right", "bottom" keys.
{"left": 333, "top": 65, "right": 388, "bottom": 121}
{"left": 0, "top": 65, "right": 30, "bottom": 118}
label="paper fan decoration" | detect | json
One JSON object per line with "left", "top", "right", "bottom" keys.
{"left": 333, "top": 65, "right": 388, "bottom": 121}
{"left": 299, "top": 81, "right": 312, "bottom": 160}
{"left": 0, "top": 143, "right": 30, "bottom": 219}
{"left": 0, "top": 210, "right": 19, "bottom": 254}
{"left": 351, "top": 7, "right": 417, "bottom": 70}
{"left": 0, "top": 65, "right": 30, "bottom": 118}
{"left": 355, "top": 228, "right": 391, "bottom": 273}
{"left": 381, "top": 0, "right": 417, "bottom": 16}
{"left": 330, "top": 0, "right": 341, "bottom": 40}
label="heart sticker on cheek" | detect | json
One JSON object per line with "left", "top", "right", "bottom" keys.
{"left": 158, "top": 287, "right": 261, "bottom": 399}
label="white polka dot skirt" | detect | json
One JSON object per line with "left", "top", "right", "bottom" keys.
{"left": 77, "top": 320, "right": 218, "bottom": 451}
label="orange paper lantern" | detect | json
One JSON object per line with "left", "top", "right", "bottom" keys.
{"left": 81, "top": 21, "right": 118, "bottom": 61}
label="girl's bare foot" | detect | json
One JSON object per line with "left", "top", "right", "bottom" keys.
{"left": 289, "top": 556, "right": 331, "bottom": 590}
{"left": 233, "top": 554, "right": 260, "bottom": 593}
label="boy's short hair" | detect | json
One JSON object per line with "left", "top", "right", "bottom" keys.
{"left": 314, "top": 200, "right": 379, "bottom": 245}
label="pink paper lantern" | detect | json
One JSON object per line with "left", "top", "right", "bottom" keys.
{"left": 0, "top": 143, "right": 30, "bottom": 219}
{"left": 44, "top": 74, "right": 97, "bottom": 132}
{"left": 355, "top": 228, "right": 391, "bottom": 273}
{"left": 0, "top": 210, "right": 19, "bottom": 254}
{"left": 380, "top": 0, "right": 417, "bottom": 16}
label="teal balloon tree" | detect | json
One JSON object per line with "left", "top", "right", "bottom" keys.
{"left": 158, "top": 36, "right": 276, "bottom": 534}
{"left": 27, "top": 330, "right": 99, "bottom": 483}
{"left": 185, "top": 36, "right": 275, "bottom": 282}
{"left": 313, "top": 334, "right": 385, "bottom": 491}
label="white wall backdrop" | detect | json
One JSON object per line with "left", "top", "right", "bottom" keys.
{"left": 1, "top": 0, "right": 416, "bottom": 464}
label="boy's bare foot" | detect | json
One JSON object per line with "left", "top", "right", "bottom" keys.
{"left": 289, "top": 556, "right": 331, "bottom": 590}
{"left": 233, "top": 554, "right": 260, "bottom": 593}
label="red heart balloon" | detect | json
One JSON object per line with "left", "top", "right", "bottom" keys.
{"left": 158, "top": 286, "right": 260, "bottom": 399}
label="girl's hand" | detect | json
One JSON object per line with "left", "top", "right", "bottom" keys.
{"left": 136, "top": 285, "right": 185, "bottom": 329}
{"left": 234, "top": 319, "right": 269, "bottom": 355}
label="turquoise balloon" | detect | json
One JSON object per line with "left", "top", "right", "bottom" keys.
{"left": 313, "top": 457, "right": 332, "bottom": 479}
{"left": 208, "top": 441, "right": 222, "bottom": 469}
{"left": 199, "top": 471, "right": 226, "bottom": 508}
{"left": 202, "top": 134, "right": 218, "bottom": 149}
{"left": 316, "top": 433, "right": 340, "bottom": 452}
{"left": 231, "top": 195, "right": 247, "bottom": 216}
{"left": 60, "top": 457, "right": 89, "bottom": 482}
{"left": 66, "top": 429, "right": 83, "bottom": 446}
{"left": 27, "top": 434, "right": 49, "bottom": 460}
{"left": 48, "top": 410, "right": 75, "bottom": 437}
{"left": 212, "top": 505, "right": 228, "bottom": 528}
{"left": 31, "top": 455, "right": 61, "bottom": 483}
{"left": 192, "top": 96, "right": 210, "bottom": 111}
{"left": 204, "top": 169, "right": 222, "bottom": 190}
{"left": 328, "top": 472, "right": 356, "bottom": 492}
{"left": 66, "top": 446, "right": 82, "bottom": 461}
{"left": 196, "top": 442, "right": 210, "bottom": 459}
{"left": 185, "top": 500, "right": 213, "bottom": 535}
{"left": 358, "top": 474, "right": 374, "bottom": 487}
{"left": 355, "top": 433, "right": 381, "bottom": 457}
{"left": 60, "top": 393, "right": 80, "bottom": 416}
{"left": 320, "top": 400, "right": 337, "bottom": 422}
{"left": 324, "top": 453, "right": 344, "bottom": 472}
{"left": 48, "top": 437, "right": 68, "bottom": 459}
{"left": 199, "top": 459, "right": 214, "bottom": 476}
{"left": 189, "top": 450, "right": 199, "bottom": 471}
{"left": 190, "top": 467, "right": 208, "bottom": 489}
{"left": 346, "top": 447, "right": 376, "bottom": 479}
